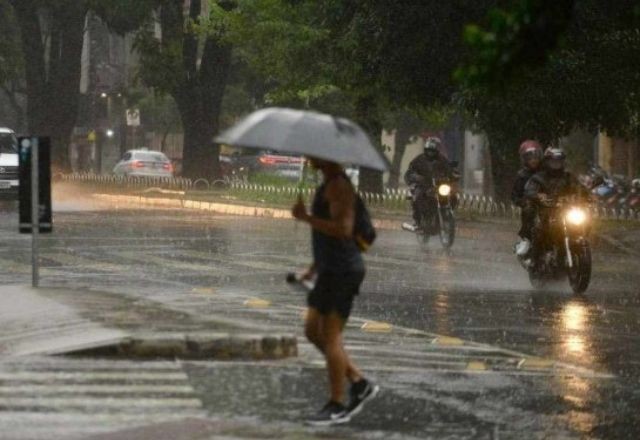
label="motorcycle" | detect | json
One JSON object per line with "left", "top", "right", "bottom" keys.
{"left": 404, "top": 177, "right": 457, "bottom": 249}
{"left": 523, "top": 197, "right": 592, "bottom": 294}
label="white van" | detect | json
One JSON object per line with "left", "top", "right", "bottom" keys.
{"left": 0, "top": 128, "right": 19, "bottom": 198}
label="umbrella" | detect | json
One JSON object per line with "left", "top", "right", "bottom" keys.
{"left": 215, "top": 107, "right": 390, "bottom": 172}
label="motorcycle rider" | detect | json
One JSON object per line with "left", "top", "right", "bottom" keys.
{"left": 524, "top": 147, "right": 588, "bottom": 266}
{"left": 512, "top": 140, "right": 543, "bottom": 258}
{"left": 402, "top": 137, "right": 454, "bottom": 231}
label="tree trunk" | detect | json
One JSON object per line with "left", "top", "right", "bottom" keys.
{"left": 355, "top": 96, "right": 384, "bottom": 193}
{"left": 163, "top": 0, "right": 232, "bottom": 182}
{"left": 11, "top": 0, "right": 87, "bottom": 172}
{"left": 0, "top": 83, "right": 26, "bottom": 132}
{"left": 179, "top": 108, "right": 220, "bottom": 182}
{"left": 388, "top": 126, "right": 411, "bottom": 189}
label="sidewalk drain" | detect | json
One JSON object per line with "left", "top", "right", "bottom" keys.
{"left": 57, "top": 333, "right": 298, "bottom": 361}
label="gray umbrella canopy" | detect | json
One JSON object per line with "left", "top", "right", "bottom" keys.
{"left": 215, "top": 107, "right": 390, "bottom": 172}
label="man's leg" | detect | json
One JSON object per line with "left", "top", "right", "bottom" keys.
{"left": 322, "top": 311, "right": 352, "bottom": 403}
{"left": 520, "top": 202, "right": 536, "bottom": 240}
{"left": 305, "top": 308, "right": 362, "bottom": 383}
{"left": 304, "top": 307, "right": 324, "bottom": 352}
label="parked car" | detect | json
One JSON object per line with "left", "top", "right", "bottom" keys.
{"left": 221, "top": 149, "right": 361, "bottom": 186}
{"left": 0, "top": 127, "right": 19, "bottom": 198}
{"left": 221, "top": 150, "right": 303, "bottom": 181}
{"left": 113, "top": 149, "right": 174, "bottom": 178}
{"left": 254, "top": 151, "right": 304, "bottom": 180}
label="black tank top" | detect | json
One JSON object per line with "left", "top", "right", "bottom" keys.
{"left": 311, "top": 174, "right": 365, "bottom": 275}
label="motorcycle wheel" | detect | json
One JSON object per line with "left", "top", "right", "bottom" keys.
{"left": 439, "top": 209, "right": 456, "bottom": 249}
{"left": 568, "top": 243, "right": 592, "bottom": 294}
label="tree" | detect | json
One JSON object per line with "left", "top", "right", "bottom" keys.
{"left": 0, "top": 0, "right": 26, "bottom": 131}
{"left": 5, "top": 0, "right": 154, "bottom": 171}
{"left": 230, "top": 0, "right": 492, "bottom": 192}
{"left": 8, "top": 0, "right": 88, "bottom": 171}
{"left": 133, "top": 0, "right": 235, "bottom": 181}
{"left": 458, "top": 0, "right": 640, "bottom": 199}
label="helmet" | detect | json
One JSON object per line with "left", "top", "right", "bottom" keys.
{"left": 544, "top": 147, "right": 566, "bottom": 171}
{"left": 424, "top": 137, "right": 441, "bottom": 160}
{"left": 519, "top": 140, "right": 543, "bottom": 165}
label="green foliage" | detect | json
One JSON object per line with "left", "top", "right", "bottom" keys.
{"left": 456, "top": 0, "right": 575, "bottom": 87}
{"left": 89, "top": 0, "right": 157, "bottom": 34}
{"left": 457, "top": 0, "right": 640, "bottom": 198}
{"left": 137, "top": 92, "right": 182, "bottom": 134}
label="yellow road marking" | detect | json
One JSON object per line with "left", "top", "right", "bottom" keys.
{"left": 361, "top": 321, "right": 393, "bottom": 333}
{"left": 192, "top": 287, "right": 215, "bottom": 295}
{"left": 466, "top": 361, "right": 487, "bottom": 371}
{"left": 432, "top": 336, "right": 465, "bottom": 346}
{"left": 518, "top": 357, "right": 555, "bottom": 370}
{"left": 244, "top": 298, "right": 271, "bottom": 308}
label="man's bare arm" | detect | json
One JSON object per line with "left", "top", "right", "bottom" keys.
{"left": 292, "top": 178, "right": 355, "bottom": 240}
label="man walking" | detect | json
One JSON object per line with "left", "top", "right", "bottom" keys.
{"left": 292, "top": 157, "right": 379, "bottom": 426}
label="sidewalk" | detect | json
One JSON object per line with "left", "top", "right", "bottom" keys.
{"left": 0, "top": 285, "right": 296, "bottom": 360}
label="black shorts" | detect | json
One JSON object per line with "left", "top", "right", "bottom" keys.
{"left": 307, "top": 271, "right": 365, "bottom": 320}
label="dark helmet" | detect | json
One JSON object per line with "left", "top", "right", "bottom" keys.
{"left": 544, "top": 147, "right": 567, "bottom": 171}
{"left": 519, "top": 140, "right": 543, "bottom": 165}
{"left": 424, "top": 137, "right": 441, "bottom": 160}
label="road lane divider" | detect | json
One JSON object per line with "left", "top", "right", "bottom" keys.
{"left": 518, "top": 357, "right": 556, "bottom": 370}
{"left": 361, "top": 321, "right": 393, "bottom": 333}
{"left": 243, "top": 298, "right": 271, "bottom": 308}
{"left": 432, "top": 336, "right": 465, "bottom": 346}
{"left": 192, "top": 287, "right": 215, "bottom": 295}
{"left": 466, "top": 361, "right": 487, "bottom": 371}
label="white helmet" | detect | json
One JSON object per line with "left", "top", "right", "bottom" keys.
{"left": 424, "top": 137, "right": 441, "bottom": 159}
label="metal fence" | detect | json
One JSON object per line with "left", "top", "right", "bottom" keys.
{"left": 60, "top": 173, "right": 639, "bottom": 222}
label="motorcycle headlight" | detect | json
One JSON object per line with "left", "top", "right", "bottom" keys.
{"left": 438, "top": 184, "right": 451, "bottom": 197}
{"left": 566, "top": 207, "right": 587, "bottom": 225}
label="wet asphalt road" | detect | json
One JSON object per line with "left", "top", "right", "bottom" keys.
{"left": 1, "top": 190, "right": 640, "bottom": 438}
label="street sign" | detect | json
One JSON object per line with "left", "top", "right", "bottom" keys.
{"left": 87, "top": 129, "right": 97, "bottom": 143}
{"left": 19, "top": 137, "right": 52, "bottom": 234}
{"left": 126, "top": 108, "right": 141, "bottom": 127}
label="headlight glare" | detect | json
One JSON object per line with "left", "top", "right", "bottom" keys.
{"left": 566, "top": 208, "right": 587, "bottom": 225}
{"left": 438, "top": 184, "right": 451, "bottom": 197}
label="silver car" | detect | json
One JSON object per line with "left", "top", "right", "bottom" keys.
{"left": 113, "top": 149, "right": 174, "bottom": 178}
{"left": 0, "top": 128, "right": 19, "bottom": 198}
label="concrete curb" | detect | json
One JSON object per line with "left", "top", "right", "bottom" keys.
{"left": 64, "top": 332, "right": 298, "bottom": 360}
{"left": 91, "top": 193, "right": 506, "bottom": 238}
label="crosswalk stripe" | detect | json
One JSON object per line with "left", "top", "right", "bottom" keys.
{"left": 0, "top": 397, "right": 203, "bottom": 409}
{"left": 0, "top": 385, "right": 195, "bottom": 395}
{"left": 0, "top": 358, "right": 183, "bottom": 371}
{"left": 0, "top": 371, "right": 188, "bottom": 381}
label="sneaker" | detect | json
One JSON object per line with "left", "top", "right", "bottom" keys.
{"left": 305, "top": 401, "right": 350, "bottom": 426}
{"left": 346, "top": 378, "right": 380, "bottom": 418}
{"left": 515, "top": 239, "right": 531, "bottom": 257}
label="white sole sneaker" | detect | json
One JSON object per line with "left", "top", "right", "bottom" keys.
{"left": 305, "top": 413, "right": 351, "bottom": 427}
{"left": 347, "top": 384, "right": 380, "bottom": 419}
